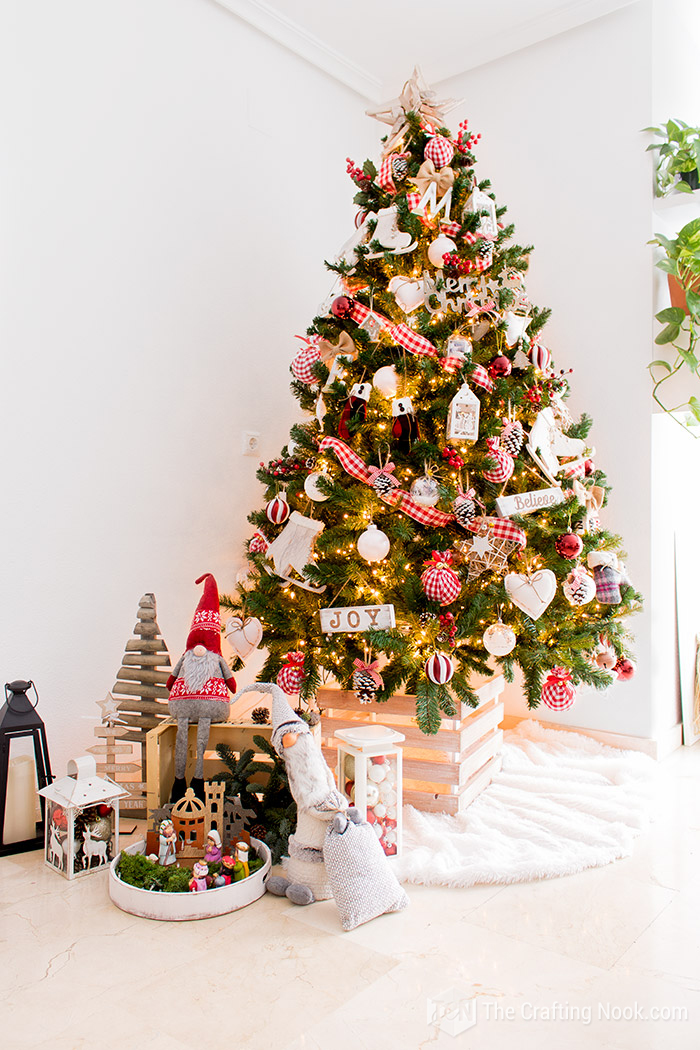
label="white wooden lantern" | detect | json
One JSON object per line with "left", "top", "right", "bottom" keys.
{"left": 446, "top": 382, "right": 480, "bottom": 443}
{"left": 335, "top": 725, "right": 404, "bottom": 858}
{"left": 38, "top": 755, "right": 129, "bottom": 880}
{"left": 463, "top": 187, "right": 498, "bottom": 237}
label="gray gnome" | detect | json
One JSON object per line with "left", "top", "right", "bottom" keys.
{"left": 234, "top": 682, "right": 348, "bottom": 905}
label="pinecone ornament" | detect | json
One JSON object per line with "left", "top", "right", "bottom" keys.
{"left": 391, "top": 154, "right": 409, "bottom": 181}
{"left": 453, "top": 489, "right": 477, "bottom": 526}
{"left": 371, "top": 471, "right": 398, "bottom": 496}
{"left": 352, "top": 658, "right": 383, "bottom": 704}
{"left": 500, "top": 419, "right": 525, "bottom": 456}
{"left": 248, "top": 822, "right": 267, "bottom": 841}
{"left": 251, "top": 707, "right": 269, "bottom": 724}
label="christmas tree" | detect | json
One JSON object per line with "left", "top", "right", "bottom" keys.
{"left": 224, "top": 70, "right": 641, "bottom": 734}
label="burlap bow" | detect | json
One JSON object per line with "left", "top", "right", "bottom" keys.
{"left": 412, "top": 159, "right": 455, "bottom": 197}
{"left": 317, "top": 331, "right": 357, "bottom": 365}
{"left": 572, "top": 480, "right": 605, "bottom": 515}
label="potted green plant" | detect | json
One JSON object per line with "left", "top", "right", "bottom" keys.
{"left": 645, "top": 118, "right": 700, "bottom": 197}
{"left": 649, "top": 218, "right": 700, "bottom": 432}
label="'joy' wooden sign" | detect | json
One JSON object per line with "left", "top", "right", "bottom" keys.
{"left": 319, "top": 604, "right": 396, "bottom": 634}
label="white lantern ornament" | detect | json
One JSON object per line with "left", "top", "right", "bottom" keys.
{"left": 38, "top": 755, "right": 129, "bottom": 880}
{"left": 336, "top": 725, "right": 405, "bottom": 858}
{"left": 356, "top": 523, "right": 391, "bottom": 563}
{"left": 446, "top": 382, "right": 480, "bottom": 443}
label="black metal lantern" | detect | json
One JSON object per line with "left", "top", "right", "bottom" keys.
{"left": 0, "top": 680, "right": 54, "bottom": 855}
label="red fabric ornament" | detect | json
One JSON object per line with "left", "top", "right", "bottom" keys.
{"left": 483, "top": 437, "right": 514, "bottom": 484}
{"left": 555, "top": 533, "right": 584, "bottom": 559}
{"left": 421, "top": 552, "right": 461, "bottom": 605}
{"left": 614, "top": 658, "right": 635, "bottom": 681}
{"left": 248, "top": 529, "right": 269, "bottom": 554}
{"left": 331, "top": 295, "right": 355, "bottom": 319}
{"left": 489, "top": 355, "right": 512, "bottom": 379}
{"left": 276, "top": 651, "right": 305, "bottom": 695}
{"left": 266, "top": 495, "right": 290, "bottom": 525}
{"left": 424, "top": 135, "right": 455, "bottom": 168}
{"left": 425, "top": 651, "right": 455, "bottom": 684}
{"left": 541, "top": 667, "right": 576, "bottom": 710}
{"left": 291, "top": 341, "right": 321, "bottom": 385}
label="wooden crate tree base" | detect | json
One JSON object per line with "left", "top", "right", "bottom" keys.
{"left": 318, "top": 675, "right": 505, "bottom": 816}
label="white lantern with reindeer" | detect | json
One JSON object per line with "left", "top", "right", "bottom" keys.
{"left": 38, "top": 755, "right": 129, "bottom": 880}
{"left": 335, "top": 725, "right": 404, "bottom": 859}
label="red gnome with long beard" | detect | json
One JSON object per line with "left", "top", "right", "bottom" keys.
{"left": 167, "top": 574, "right": 236, "bottom": 802}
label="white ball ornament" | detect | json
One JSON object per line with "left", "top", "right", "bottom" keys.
{"left": 482, "top": 622, "right": 517, "bottom": 656}
{"left": 351, "top": 782, "right": 380, "bottom": 806}
{"left": 372, "top": 365, "right": 399, "bottom": 398}
{"left": 357, "top": 523, "right": 391, "bottom": 562}
{"left": 368, "top": 764, "right": 387, "bottom": 784}
{"left": 303, "top": 471, "right": 330, "bottom": 501}
{"left": 386, "top": 805, "right": 397, "bottom": 820}
{"left": 373, "top": 803, "right": 387, "bottom": 819}
{"left": 427, "top": 233, "right": 456, "bottom": 268}
{"left": 410, "top": 474, "right": 440, "bottom": 507}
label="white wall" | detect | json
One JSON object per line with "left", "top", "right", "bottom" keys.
{"left": 441, "top": 3, "right": 661, "bottom": 739}
{"left": 0, "top": 0, "right": 374, "bottom": 773}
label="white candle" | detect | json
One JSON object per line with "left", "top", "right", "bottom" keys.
{"left": 5, "top": 756, "right": 38, "bottom": 844}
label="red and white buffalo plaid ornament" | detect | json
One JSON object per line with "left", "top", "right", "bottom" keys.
{"left": 424, "top": 651, "right": 455, "bottom": 685}
{"left": 421, "top": 551, "right": 461, "bottom": 605}
{"left": 248, "top": 529, "right": 269, "bottom": 554}
{"left": 541, "top": 667, "right": 576, "bottom": 710}
{"left": 483, "top": 437, "right": 514, "bottom": 484}
{"left": 291, "top": 339, "right": 321, "bottom": 385}
{"left": 424, "top": 135, "right": 455, "bottom": 169}
{"left": 276, "top": 651, "right": 305, "bottom": 695}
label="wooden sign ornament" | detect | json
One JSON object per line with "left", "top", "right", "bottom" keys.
{"left": 319, "top": 605, "right": 396, "bottom": 634}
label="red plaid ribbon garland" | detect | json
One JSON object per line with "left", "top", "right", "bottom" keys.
{"left": 470, "top": 363, "right": 494, "bottom": 392}
{"left": 318, "top": 436, "right": 454, "bottom": 527}
{"left": 561, "top": 460, "right": 587, "bottom": 479}
{"left": 391, "top": 323, "right": 436, "bottom": 358}
{"left": 377, "top": 155, "right": 395, "bottom": 193}
{"left": 467, "top": 515, "right": 526, "bottom": 548}
{"left": 348, "top": 302, "right": 392, "bottom": 332}
{"left": 441, "top": 221, "right": 462, "bottom": 238}
{"left": 406, "top": 192, "right": 422, "bottom": 212}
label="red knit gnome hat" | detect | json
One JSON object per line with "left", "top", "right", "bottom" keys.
{"left": 186, "top": 573, "right": 222, "bottom": 654}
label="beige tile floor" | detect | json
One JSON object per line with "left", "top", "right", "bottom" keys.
{"left": 1, "top": 743, "right": 698, "bottom": 1050}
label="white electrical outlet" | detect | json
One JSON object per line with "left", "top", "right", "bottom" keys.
{"left": 242, "top": 431, "right": 261, "bottom": 456}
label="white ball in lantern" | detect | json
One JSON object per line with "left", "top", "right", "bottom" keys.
{"left": 368, "top": 763, "right": 387, "bottom": 784}
{"left": 372, "top": 823, "right": 383, "bottom": 839}
{"left": 427, "top": 234, "right": 457, "bottom": 268}
{"left": 351, "top": 782, "right": 380, "bottom": 806}
{"left": 482, "top": 622, "right": 517, "bottom": 656}
{"left": 410, "top": 475, "right": 440, "bottom": 507}
{"left": 386, "top": 805, "right": 397, "bottom": 820}
{"left": 304, "top": 471, "right": 330, "bottom": 501}
{"left": 372, "top": 365, "right": 399, "bottom": 398}
{"left": 343, "top": 754, "right": 355, "bottom": 779}
{"left": 357, "top": 523, "right": 391, "bottom": 562}
{"left": 373, "top": 803, "right": 387, "bottom": 819}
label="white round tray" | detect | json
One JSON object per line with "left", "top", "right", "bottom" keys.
{"left": 108, "top": 838, "right": 271, "bottom": 921}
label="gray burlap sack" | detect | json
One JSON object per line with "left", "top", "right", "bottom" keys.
{"left": 323, "top": 812, "right": 408, "bottom": 931}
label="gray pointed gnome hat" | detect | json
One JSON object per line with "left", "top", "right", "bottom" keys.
{"left": 232, "top": 683, "right": 310, "bottom": 756}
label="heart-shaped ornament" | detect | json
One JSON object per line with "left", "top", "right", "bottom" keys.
{"left": 224, "top": 616, "right": 263, "bottom": 659}
{"left": 388, "top": 276, "right": 424, "bottom": 313}
{"left": 504, "top": 570, "right": 557, "bottom": 620}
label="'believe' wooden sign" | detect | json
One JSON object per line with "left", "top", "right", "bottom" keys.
{"left": 494, "top": 487, "right": 565, "bottom": 517}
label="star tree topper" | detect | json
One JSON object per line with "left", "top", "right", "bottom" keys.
{"left": 366, "top": 67, "right": 464, "bottom": 155}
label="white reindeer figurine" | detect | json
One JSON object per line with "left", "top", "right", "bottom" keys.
{"left": 48, "top": 824, "right": 63, "bottom": 869}
{"left": 82, "top": 827, "right": 108, "bottom": 870}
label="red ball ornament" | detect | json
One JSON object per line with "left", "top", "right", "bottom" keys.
{"left": 276, "top": 651, "right": 305, "bottom": 694}
{"left": 614, "top": 658, "right": 636, "bottom": 681}
{"left": 330, "top": 295, "right": 355, "bottom": 319}
{"left": 421, "top": 553, "right": 461, "bottom": 605}
{"left": 425, "top": 651, "right": 455, "bottom": 685}
{"left": 541, "top": 667, "right": 576, "bottom": 710}
{"left": 584, "top": 459, "right": 595, "bottom": 476}
{"left": 97, "top": 804, "right": 111, "bottom": 817}
{"left": 489, "top": 355, "right": 512, "bottom": 379}
{"left": 424, "top": 135, "right": 455, "bottom": 168}
{"left": 555, "top": 532, "right": 584, "bottom": 560}
{"left": 266, "top": 494, "right": 290, "bottom": 524}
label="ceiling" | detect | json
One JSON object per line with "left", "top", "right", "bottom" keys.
{"left": 213, "top": 0, "right": 636, "bottom": 100}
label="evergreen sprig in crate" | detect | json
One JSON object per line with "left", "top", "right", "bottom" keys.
{"left": 318, "top": 675, "right": 505, "bottom": 816}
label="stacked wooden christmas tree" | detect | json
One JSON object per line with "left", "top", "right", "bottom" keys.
{"left": 110, "top": 594, "right": 171, "bottom": 816}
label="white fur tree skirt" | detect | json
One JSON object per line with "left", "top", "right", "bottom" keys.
{"left": 395, "top": 720, "right": 656, "bottom": 887}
